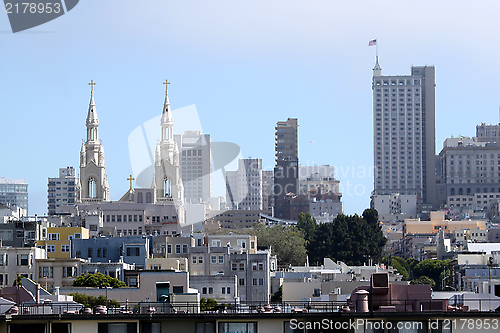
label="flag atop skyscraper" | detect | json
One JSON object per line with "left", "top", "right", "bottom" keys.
{"left": 369, "top": 39, "right": 377, "bottom": 46}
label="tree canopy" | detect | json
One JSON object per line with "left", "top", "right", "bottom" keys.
{"left": 73, "top": 273, "right": 127, "bottom": 288}
{"left": 70, "top": 292, "right": 120, "bottom": 308}
{"left": 298, "top": 210, "right": 387, "bottom": 266}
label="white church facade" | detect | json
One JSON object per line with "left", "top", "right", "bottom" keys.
{"left": 61, "top": 81, "right": 187, "bottom": 236}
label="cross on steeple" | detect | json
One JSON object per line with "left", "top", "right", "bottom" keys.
{"left": 127, "top": 175, "right": 135, "bottom": 190}
{"left": 89, "top": 80, "right": 96, "bottom": 92}
{"left": 163, "top": 79, "right": 170, "bottom": 94}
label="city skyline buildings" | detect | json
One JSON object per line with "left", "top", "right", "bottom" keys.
{"left": 3, "top": 1, "right": 500, "bottom": 216}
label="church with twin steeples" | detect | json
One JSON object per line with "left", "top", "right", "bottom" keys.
{"left": 61, "top": 80, "right": 187, "bottom": 237}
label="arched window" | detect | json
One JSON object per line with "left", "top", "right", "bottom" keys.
{"left": 458, "top": 188, "right": 463, "bottom": 195}
{"left": 467, "top": 188, "right": 471, "bottom": 195}
{"left": 137, "top": 192, "right": 143, "bottom": 203}
{"left": 484, "top": 187, "right": 488, "bottom": 193}
{"left": 164, "top": 178, "right": 171, "bottom": 197}
{"left": 146, "top": 192, "right": 152, "bottom": 203}
{"left": 450, "top": 188, "right": 455, "bottom": 196}
{"left": 88, "top": 178, "right": 97, "bottom": 198}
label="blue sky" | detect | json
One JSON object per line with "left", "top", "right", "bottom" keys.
{"left": 1, "top": 1, "right": 500, "bottom": 216}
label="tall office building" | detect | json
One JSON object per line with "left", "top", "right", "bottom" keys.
{"left": 372, "top": 60, "right": 437, "bottom": 206}
{"left": 174, "top": 131, "right": 212, "bottom": 204}
{"left": 0, "top": 177, "right": 28, "bottom": 213}
{"left": 273, "top": 118, "right": 298, "bottom": 219}
{"left": 47, "top": 167, "right": 79, "bottom": 215}
{"left": 226, "top": 158, "right": 263, "bottom": 210}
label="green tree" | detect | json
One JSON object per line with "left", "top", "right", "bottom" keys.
{"left": 413, "top": 259, "right": 451, "bottom": 290}
{"left": 270, "top": 285, "right": 283, "bottom": 303}
{"left": 73, "top": 273, "right": 127, "bottom": 288}
{"left": 410, "top": 276, "right": 436, "bottom": 289}
{"left": 253, "top": 223, "right": 307, "bottom": 266}
{"left": 12, "top": 275, "right": 23, "bottom": 287}
{"left": 70, "top": 292, "right": 120, "bottom": 308}
{"left": 307, "top": 209, "right": 386, "bottom": 266}
{"left": 200, "top": 297, "right": 218, "bottom": 310}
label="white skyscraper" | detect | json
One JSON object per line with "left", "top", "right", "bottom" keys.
{"left": 226, "top": 159, "right": 263, "bottom": 210}
{"left": 175, "top": 131, "right": 212, "bottom": 204}
{"left": 372, "top": 60, "right": 437, "bottom": 205}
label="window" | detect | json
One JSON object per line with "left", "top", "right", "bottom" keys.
{"left": 227, "top": 287, "right": 231, "bottom": 295}
{"left": 211, "top": 240, "right": 221, "bottom": 247}
{"left": 259, "top": 278, "right": 264, "bottom": 286}
{"left": 239, "top": 278, "right": 245, "bottom": 286}
{"left": 218, "top": 255, "right": 224, "bottom": 264}
{"left": 61, "top": 245, "right": 70, "bottom": 253}
{"left": 175, "top": 244, "right": 181, "bottom": 254}
{"left": 211, "top": 255, "right": 217, "bottom": 264}
{"left": 202, "top": 287, "right": 207, "bottom": 294}
{"left": 253, "top": 278, "right": 257, "bottom": 286}
{"left": 237, "top": 239, "right": 246, "bottom": 249}
{"left": 198, "top": 256, "right": 203, "bottom": 264}
{"left": 74, "top": 233, "right": 81, "bottom": 239}
{"left": 17, "top": 254, "right": 29, "bottom": 266}
{"left": 48, "top": 233, "right": 60, "bottom": 240}
{"left": 182, "top": 244, "right": 188, "bottom": 254}
{"left": 126, "top": 247, "right": 140, "bottom": 256}
{"left": 167, "top": 245, "right": 172, "bottom": 254}
{"left": 239, "top": 263, "right": 245, "bottom": 271}
{"left": 208, "top": 287, "right": 213, "bottom": 294}
{"left": 258, "top": 263, "right": 264, "bottom": 271}
{"left": 47, "top": 245, "right": 56, "bottom": 253}
{"left": 232, "top": 262, "right": 238, "bottom": 271}
{"left": 192, "top": 256, "right": 197, "bottom": 264}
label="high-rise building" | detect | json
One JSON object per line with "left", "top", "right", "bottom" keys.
{"left": 47, "top": 167, "right": 78, "bottom": 215}
{"left": 226, "top": 159, "right": 263, "bottom": 210}
{"left": 273, "top": 118, "right": 298, "bottom": 219}
{"left": 0, "top": 177, "right": 28, "bottom": 213}
{"left": 262, "top": 170, "right": 274, "bottom": 210}
{"left": 372, "top": 60, "right": 436, "bottom": 206}
{"left": 174, "top": 131, "right": 212, "bottom": 204}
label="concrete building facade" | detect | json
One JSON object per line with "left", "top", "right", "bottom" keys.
{"left": 226, "top": 159, "right": 263, "bottom": 210}
{"left": 372, "top": 63, "right": 437, "bottom": 206}
{"left": 47, "top": 167, "right": 78, "bottom": 215}
{"left": 175, "top": 131, "right": 212, "bottom": 204}
{"left": 274, "top": 118, "right": 299, "bottom": 219}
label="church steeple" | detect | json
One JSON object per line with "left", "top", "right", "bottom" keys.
{"left": 86, "top": 80, "right": 99, "bottom": 141}
{"left": 79, "top": 80, "right": 110, "bottom": 203}
{"left": 161, "top": 79, "right": 174, "bottom": 142}
{"left": 154, "top": 80, "right": 184, "bottom": 205}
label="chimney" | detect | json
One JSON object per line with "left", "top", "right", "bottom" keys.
{"left": 35, "top": 283, "right": 40, "bottom": 304}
